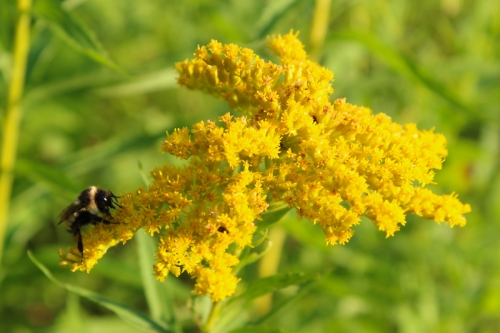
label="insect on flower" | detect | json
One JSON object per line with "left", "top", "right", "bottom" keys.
{"left": 58, "top": 186, "right": 121, "bottom": 256}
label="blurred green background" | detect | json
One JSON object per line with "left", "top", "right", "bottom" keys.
{"left": 1, "top": 0, "right": 499, "bottom": 332}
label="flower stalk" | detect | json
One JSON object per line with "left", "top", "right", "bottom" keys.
{"left": 0, "top": 0, "right": 32, "bottom": 265}
{"left": 255, "top": 226, "right": 286, "bottom": 315}
{"left": 203, "top": 301, "right": 221, "bottom": 333}
{"left": 310, "top": 0, "right": 332, "bottom": 61}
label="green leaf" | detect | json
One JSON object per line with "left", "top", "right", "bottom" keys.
{"left": 136, "top": 230, "right": 179, "bottom": 332}
{"left": 28, "top": 251, "right": 172, "bottom": 333}
{"left": 281, "top": 214, "right": 327, "bottom": 250}
{"left": 33, "top": 0, "right": 124, "bottom": 74}
{"left": 254, "top": 277, "right": 321, "bottom": 327}
{"left": 59, "top": 131, "right": 166, "bottom": 176}
{"left": 256, "top": 0, "right": 302, "bottom": 39}
{"left": 252, "top": 228, "right": 269, "bottom": 248}
{"left": 233, "top": 237, "right": 272, "bottom": 275}
{"left": 60, "top": 292, "right": 85, "bottom": 332}
{"left": 24, "top": 71, "right": 120, "bottom": 105}
{"left": 256, "top": 202, "right": 291, "bottom": 232}
{"left": 15, "top": 158, "right": 81, "bottom": 200}
{"left": 95, "top": 69, "right": 177, "bottom": 97}
{"left": 208, "top": 300, "right": 248, "bottom": 333}
{"left": 328, "top": 31, "right": 481, "bottom": 121}
{"left": 228, "top": 272, "right": 319, "bottom": 305}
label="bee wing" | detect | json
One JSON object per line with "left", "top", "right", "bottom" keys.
{"left": 58, "top": 202, "right": 82, "bottom": 225}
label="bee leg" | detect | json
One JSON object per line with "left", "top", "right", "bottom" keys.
{"left": 105, "top": 213, "right": 120, "bottom": 224}
{"left": 89, "top": 214, "right": 119, "bottom": 225}
{"left": 101, "top": 216, "right": 119, "bottom": 224}
{"left": 76, "top": 227, "right": 84, "bottom": 262}
{"left": 104, "top": 218, "right": 120, "bottom": 225}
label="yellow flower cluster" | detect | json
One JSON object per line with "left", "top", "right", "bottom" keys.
{"left": 59, "top": 32, "right": 471, "bottom": 301}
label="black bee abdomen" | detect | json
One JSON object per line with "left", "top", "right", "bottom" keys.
{"left": 77, "top": 188, "right": 92, "bottom": 208}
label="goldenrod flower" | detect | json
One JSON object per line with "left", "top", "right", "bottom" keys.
{"left": 58, "top": 31, "right": 471, "bottom": 301}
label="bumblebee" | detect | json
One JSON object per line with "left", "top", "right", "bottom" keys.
{"left": 58, "top": 186, "right": 121, "bottom": 255}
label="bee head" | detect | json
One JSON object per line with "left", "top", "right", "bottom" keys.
{"left": 95, "top": 188, "right": 121, "bottom": 215}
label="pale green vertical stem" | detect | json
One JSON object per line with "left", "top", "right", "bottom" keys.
{"left": 0, "top": 0, "right": 31, "bottom": 264}
{"left": 203, "top": 301, "right": 220, "bottom": 333}
{"left": 310, "top": 0, "right": 332, "bottom": 62}
{"left": 254, "top": 226, "right": 286, "bottom": 315}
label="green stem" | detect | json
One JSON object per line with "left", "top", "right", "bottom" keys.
{"left": 309, "top": 0, "right": 332, "bottom": 62}
{"left": 0, "top": 0, "right": 31, "bottom": 264}
{"left": 202, "top": 301, "right": 221, "bottom": 333}
{"left": 254, "top": 226, "right": 286, "bottom": 315}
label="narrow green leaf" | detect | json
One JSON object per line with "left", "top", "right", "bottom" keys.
{"left": 239, "top": 272, "right": 318, "bottom": 301}
{"left": 24, "top": 71, "right": 120, "bottom": 105}
{"left": 136, "top": 230, "right": 178, "bottom": 331}
{"left": 88, "top": 254, "right": 144, "bottom": 288}
{"left": 208, "top": 300, "right": 249, "bottom": 333}
{"left": 329, "top": 31, "right": 481, "bottom": 120}
{"left": 63, "top": 292, "right": 85, "bottom": 333}
{"left": 256, "top": 0, "right": 302, "bottom": 38}
{"left": 28, "top": 251, "right": 172, "bottom": 333}
{"left": 255, "top": 278, "right": 321, "bottom": 326}
{"left": 281, "top": 215, "right": 327, "bottom": 250}
{"left": 33, "top": 0, "right": 124, "bottom": 74}
{"left": 252, "top": 228, "right": 269, "bottom": 248}
{"left": 59, "top": 131, "right": 166, "bottom": 176}
{"left": 228, "top": 272, "right": 319, "bottom": 305}
{"left": 95, "top": 69, "right": 177, "bottom": 97}
{"left": 0, "top": 0, "right": 15, "bottom": 51}
{"left": 137, "top": 231, "right": 163, "bottom": 322}
{"left": 16, "top": 158, "right": 81, "bottom": 200}
{"left": 256, "top": 202, "right": 291, "bottom": 232}
{"left": 233, "top": 237, "right": 271, "bottom": 275}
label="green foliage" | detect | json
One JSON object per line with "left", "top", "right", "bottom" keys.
{"left": 1, "top": 0, "right": 499, "bottom": 332}
{"left": 33, "top": 0, "right": 124, "bottom": 73}
{"left": 228, "top": 272, "right": 320, "bottom": 305}
{"left": 28, "top": 251, "right": 171, "bottom": 333}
